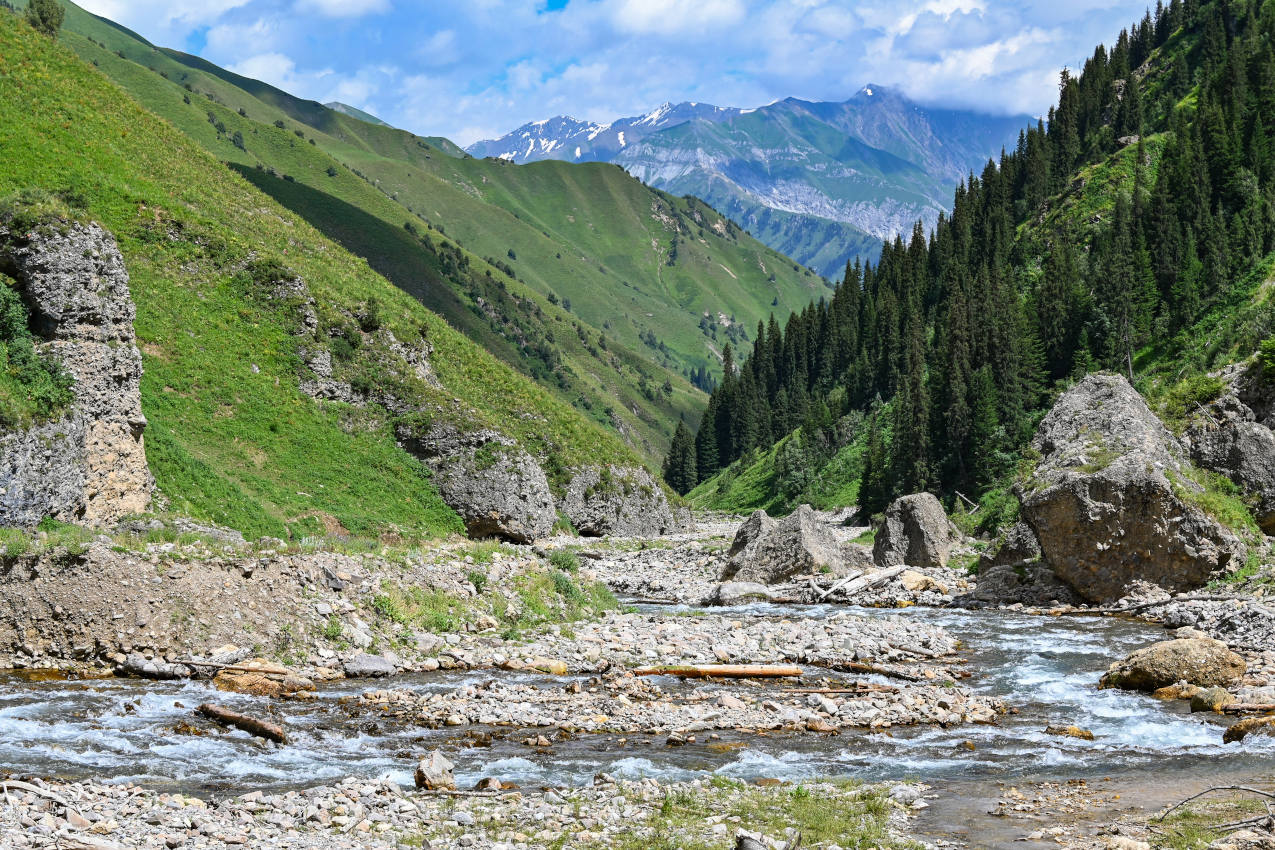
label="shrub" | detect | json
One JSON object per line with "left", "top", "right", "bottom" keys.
{"left": 26, "top": 0, "right": 63, "bottom": 39}
{"left": 548, "top": 549, "right": 579, "bottom": 572}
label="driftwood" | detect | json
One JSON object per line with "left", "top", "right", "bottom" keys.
{"left": 0, "top": 780, "right": 86, "bottom": 821}
{"left": 1153, "top": 785, "right": 1275, "bottom": 822}
{"left": 1221, "top": 704, "right": 1275, "bottom": 714}
{"left": 632, "top": 664, "right": 803, "bottom": 679}
{"left": 197, "top": 703, "right": 288, "bottom": 744}
{"left": 811, "top": 658, "right": 926, "bottom": 682}
{"left": 817, "top": 565, "right": 909, "bottom": 601}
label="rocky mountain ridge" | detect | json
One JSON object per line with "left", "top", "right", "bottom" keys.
{"left": 469, "top": 87, "right": 1030, "bottom": 278}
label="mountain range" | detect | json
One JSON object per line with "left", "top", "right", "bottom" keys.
{"left": 468, "top": 89, "right": 1031, "bottom": 278}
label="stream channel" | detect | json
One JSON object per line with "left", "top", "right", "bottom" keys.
{"left": 2, "top": 603, "right": 1272, "bottom": 845}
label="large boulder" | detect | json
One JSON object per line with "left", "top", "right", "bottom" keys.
{"left": 978, "top": 522, "right": 1042, "bottom": 572}
{"left": 720, "top": 505, "right": 845, "bottom": 584}
{"left": 213, "top": 658, "right": 315, "bottom": 697}
{"left": 558, "top": 465, "right": 677, "bottom": 537}
{"left": 700, "top": 581, "right": 778, "bottom": 607}
{"left": 397, "top": 425, "right": 556, "bottom": 543}
{"left": 414, "top": 750, "right": 456, "bottom": 790}
{"left": 0, "top": 221, "right": 151, "bottom": 526}
{"left": 873, "top": 493, "right": 961, "bottom": 568}
{"left": 1182, "top": 360, "right": 1275, "bottom": 534}
{"left": 1019, "top": 374, "right": 1245, "bottom": 604}
{"left": 1098, "top": 637, "right": 1246, "bottom": 691}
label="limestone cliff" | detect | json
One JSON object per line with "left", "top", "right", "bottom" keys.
{"left": 0, "top": 221, "right": 150, "bottom": 526}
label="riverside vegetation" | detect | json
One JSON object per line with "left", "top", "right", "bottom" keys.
{"left": 1, "top": 1, "right": 1275, "bottom": 849}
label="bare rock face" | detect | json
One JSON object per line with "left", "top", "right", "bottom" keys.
{"left": 720, "top": 504, "right": 845, "bottom": 584}
{"left": 559, "top": 465, "right": 677, "bottom": 537}
{"left": 873, "top": 493, "right": 961, "bottom": 568}
{"left": 1182, "top": 360, "right": 1275, "bottom": 534}
{"left": 397, "top": 424, "right": 555, "bottom": 544}
{"left": 0, "top": 221, "right": 150, "bottom": 526}
{"left": 1099, "top": 637, "right": 1246, "bottom": 691}
{"left": 978, "top": 522, "right": 1042, "bottom": 572}
{"left": 1019, "top": 373, "right": 1244, "bottom": 604}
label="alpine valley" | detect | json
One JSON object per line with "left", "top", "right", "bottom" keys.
{"left": 1, "top": 1, "right": 1274, "bottom": 849}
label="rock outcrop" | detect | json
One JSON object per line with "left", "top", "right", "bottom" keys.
{"left": 1182, "top": 360, "right": 1275, "bottom": 534}
{"left": 559, "top": 465, "right": 678, "bottom": 537}
{"left": 0, "top": 221, "right": 150, "bottom": 526}
{"left": 397, "top": 424, "right": 556, "bottom": 544}
{"left": 873, "top": 493, "right": 961, "bottom": 568}
{"left": 720, "top": 505, "right": 845, "bottom": 584}
{"left": 1098, "top": 637, "right": 1246, "bottom": 691}
{"left": 1018, "top": 373, "right": 1244, "bottom": 604}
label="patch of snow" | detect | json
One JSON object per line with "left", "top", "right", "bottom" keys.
{"left": 586, "top": 122, "right": 612, "bottom": 141}
{"left": 618, "top": 131, "right": 626, "bottom": 147}
{"left": 864, "top": 87, "right": 874, "bottom": 96}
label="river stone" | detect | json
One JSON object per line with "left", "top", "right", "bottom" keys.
{"left": 343, "top": 653, "right": 397, "bottom": 678}
{"left": 1099, "top": 637, "right": 1246, "bottom": 692}
{"left": 1182, "top": 360, "right": 1275, "bottom": 534}
{"left": 0, "top": 221, "right": 151, "bottom": 527}
{"left": 978, "top": 522, "right": 1041, "bottom": 572}
{"left": 396, "top": 425, "right": 555, "bottom": 543}
{"left": 873, "top": 493, "right": 961, "bottom": 568}
{"left": 414, "top": 750, "right": 455, "bottom": 790}
{"left": 558, "top": 465, "right": 677, "bottom": 537}
{"left": 701, "top": 581, "right": 777, "bottom": 607}
{"left": 1223, "top": 717, "right": 1275, "bottom": 745}
{"left": 1189, "top": 686, "right": 1236, "bottom": 713}
{"left": 720, "top": 505, "right": 845, "bottom": 584}
{"left": 1018, "top": 373, "right": 1245, "bottom": 603}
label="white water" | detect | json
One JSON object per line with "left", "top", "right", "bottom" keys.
{"left": 1, "top": 606, "right": 1270, "bottom": 795}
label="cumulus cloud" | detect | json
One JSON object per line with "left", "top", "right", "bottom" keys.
{"left": 78, "top": 0, "right": 1154, "bottom": 145}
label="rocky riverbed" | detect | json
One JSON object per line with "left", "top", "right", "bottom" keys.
{"left": 2, "top": 511, "right": 1274, "bottom": 849}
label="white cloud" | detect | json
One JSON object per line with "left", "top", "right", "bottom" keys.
{"left": 293, "top": 0, "right": 390, "bottom": 18}
{"left": 610, "top": 0, "right": 745, "bottom": 35}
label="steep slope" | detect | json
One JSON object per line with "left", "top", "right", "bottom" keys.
{"left": 0, "top": 7, "right": 648, "bottom": 540}
{"left": 682, "top": 0, "right": 1275, "bottom": 535}
{"left": 325, "top": 101, "right": 391, "bottom": 128}
{"left": 471, "top": 88, "right": 1029, "bottom": 278}
{"left": 54, "top": 0, "right": 821, "bottom": 458}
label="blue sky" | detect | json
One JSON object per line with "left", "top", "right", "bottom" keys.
{"left": 78, "top": 0, "right": 1154, "bottom": 146}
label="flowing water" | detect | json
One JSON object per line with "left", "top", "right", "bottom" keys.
{"left": 1, "top": 605, "right": 1271, "bottom": 808}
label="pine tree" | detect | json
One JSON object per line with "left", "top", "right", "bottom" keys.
{"left": 661, "top": 422, "right": 698, "bottom": 495}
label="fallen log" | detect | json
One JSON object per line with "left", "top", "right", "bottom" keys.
{"left": 1221, "top": 704, "right": 1275, "bottom": 714}
{"left": 818, "top": 565, "right": 909, "bottom": 601}
{"left": 810, "top": 658, "right": 926, "bottom": 683}
{"left": 632, "top": 664, "right": 802, "bottom": 679}
{"left": 196, "top": 703, "right": 288, "bottom": 744}
{"left": 780, "top": 685, "right": 897, "bottom": 695}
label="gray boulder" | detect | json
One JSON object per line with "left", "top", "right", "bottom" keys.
{"left": 343, "top": 653, "right": 397, "bottom": 678}
{"left": 1182, "top": 360, "right": 1275, "bottom": 534}
{"left": 414, "top": 750, "right": 456, "bottom": 791}
{"left": 1019, "top": 374, "right": 1245, "bottom": 604}
{"left": 397, "top": 425, "right": 555, "bottom": 543}
{"left": 873, "top": 493, "right": 961, "bottom": 568}
{"left": 700, "top": 581, "right": 777, "bottom": 607}
{"left": 558, "top": 465, "right": 676, "bottom": 537}
{"left": 978, "top": 522, "right": 1042, "bottom": 572}
{"left": 0, "top": 221, "right": 151, "bottom": 526}
{"left": 720, "top": 504, "right": 845, "bottom": 584}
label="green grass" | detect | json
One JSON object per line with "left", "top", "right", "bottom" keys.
{"left": 587, "top": 779, "right": 922, "bottom": 850}
{"left": 0, "top": 8, "right": 646, "bottom": 540}
{"left": 1149, "top": 795, "right": 1267, "bottom": 849}
{"left": 1171, "top": 465, "right": 1262, "bottom": 538}
{"left": 48, "top": 1, "right": 833, "bottom": 461}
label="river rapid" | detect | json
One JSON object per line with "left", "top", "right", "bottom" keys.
{"left": 1, "top": 603, "right": 1271, "bottom": 809}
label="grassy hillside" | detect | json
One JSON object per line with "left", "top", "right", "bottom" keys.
{"left": 0, "top": 7, "right": 645, "bottom": 540}
{"left": 51, "top": 0, "right": 828, "bottom": 458}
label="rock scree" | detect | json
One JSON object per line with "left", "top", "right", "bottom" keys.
{"left": 873, "top": 493, "right": 962, "bottom": 568}
{"left": 720, "top": 504, "right": 846, "bottom": 584}
{"left": 1018, "top": 373, "right": 1245, "bottom": 603}
{"left": 0, "top": 220, "right": 150, "bottom": 526}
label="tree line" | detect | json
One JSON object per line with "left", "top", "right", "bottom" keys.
{"left": 666, "top": 0, "right": 1275, "bottom": 511}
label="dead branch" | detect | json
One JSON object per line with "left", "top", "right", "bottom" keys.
{"left": 196, "top": 703, "right": 288, "bottom": 744}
